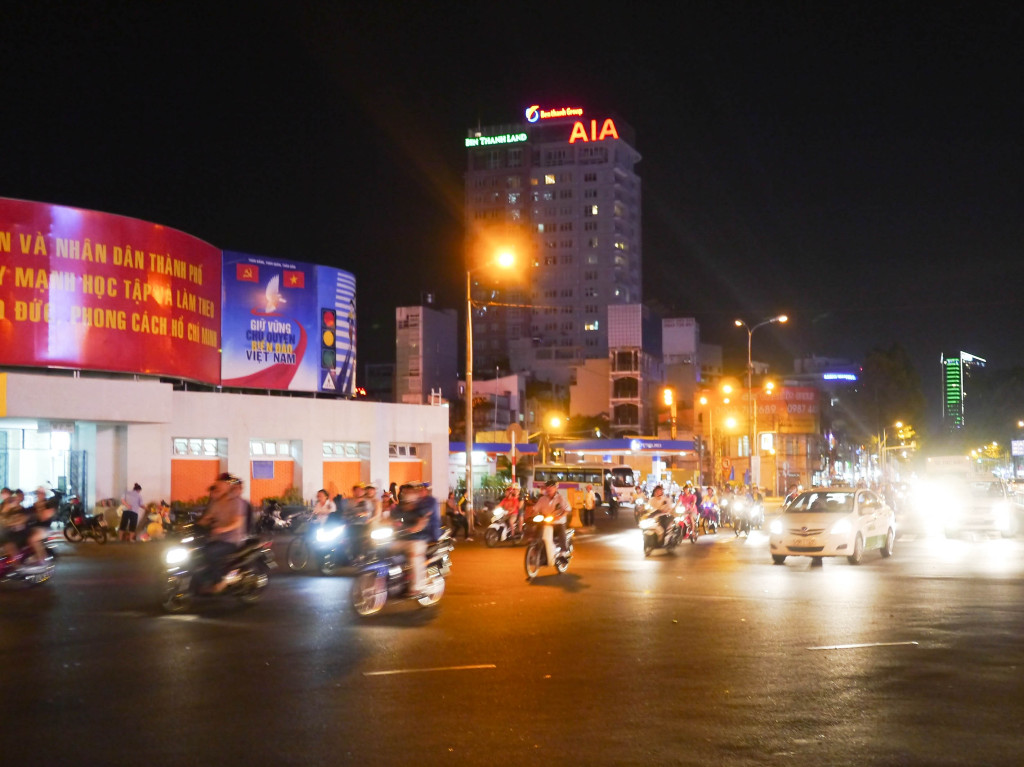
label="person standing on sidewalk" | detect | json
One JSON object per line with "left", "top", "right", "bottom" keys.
{"left": 119, "top": 483, "right": 144, "bottom": 542}
{"left": 582, "top": 484, "right": 597, "bottom": 528}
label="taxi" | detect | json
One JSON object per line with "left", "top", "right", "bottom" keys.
{"left": 769, "top": 487, "right": 896, "bottom": 565}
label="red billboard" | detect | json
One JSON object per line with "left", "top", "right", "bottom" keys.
{"left": 0, "top": 198, "right": 222, "bottom": 383}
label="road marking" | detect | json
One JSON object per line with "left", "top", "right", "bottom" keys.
{"left": 807, "top": 641, "right": 919, "bottom": 651}
{"left": 363, "top": 664, "right": 496, "bottom": 677}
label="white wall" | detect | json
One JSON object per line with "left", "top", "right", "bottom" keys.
{"left": 1, "top": 372, "right": 450, "bottom": 506}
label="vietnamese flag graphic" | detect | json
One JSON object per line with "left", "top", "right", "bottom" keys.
{"left": 283, "top": 269, "right": 305, "bottom": 289}
{"left": 237, "top": 263, "right": 259, "bottom": 282}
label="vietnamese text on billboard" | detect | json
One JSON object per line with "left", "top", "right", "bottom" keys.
{"left": 0, "top": 198, "right": 222, "bottom": 383}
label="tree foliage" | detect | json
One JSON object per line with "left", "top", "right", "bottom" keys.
{"left": 837, "top": 343, "right": 926, "bottom": 445}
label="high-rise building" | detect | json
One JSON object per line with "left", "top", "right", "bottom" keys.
{"left": 464, "top": 104, "right": 642, "bottom": 381}
{"left": 395, "top": 305, "right": 457, "bottom": 405}
{"left": 941, "top": 351, "right": 986, "bottom": 431}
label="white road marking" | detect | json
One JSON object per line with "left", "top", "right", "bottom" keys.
{"left": 807, "top": 641, "right": 919, "bottom": 651}
{"left": 363, "top": 664, "right": 496, "bottom": 677}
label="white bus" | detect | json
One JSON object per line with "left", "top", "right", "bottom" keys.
{"left": 529, "top": 464, "right": 639, "bottom": 507}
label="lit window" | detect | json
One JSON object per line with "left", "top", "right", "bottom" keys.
{"left": 545, "top": 174, "right": 556, "bottom": 185}
{"left": 585, "top": 321, "right": 600, "bottom": 331}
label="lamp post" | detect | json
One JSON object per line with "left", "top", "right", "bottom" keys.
{"left": 465, "top": 250, "right": 515, "bottom": 532}
{"left": 734, "top": 314, "right": 788, "bottom": 487}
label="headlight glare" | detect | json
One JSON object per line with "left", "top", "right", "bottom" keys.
{"left": 769, "top": 519, "right": 783, "bottom": 535}
{"left": 164, "top": 547, "right": 189, "bottom": 565}
{"left": 830, "top": 518, "right": 852, "bottom": 535}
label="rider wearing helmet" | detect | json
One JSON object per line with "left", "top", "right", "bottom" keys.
{"left": 196, "top": 472, "right": 247, "bottom": 592}
{"left": 532, "top": 480, "right": 570, "bottom": 567}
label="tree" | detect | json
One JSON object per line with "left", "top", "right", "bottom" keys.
{"left": 839, "top": 343, "right": 926, "bottom": 446}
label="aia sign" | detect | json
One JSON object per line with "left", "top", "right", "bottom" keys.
{"left": 568, "top": 118, "right": 619, "bottom": 143}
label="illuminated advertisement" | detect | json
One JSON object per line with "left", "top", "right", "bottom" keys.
{"left": 757, "top": 387, "right": 820, "bottom": 434}
{"left": 525, "top": 105, "right": 584, "bottom": 122}
{"left": 0, "top": 197, "right": 222, "bottom": 383}
{"left": 464, "top": 132, "right": 528, "bottom": 148}
{"left": 568, "top": 118, "right": 620, "bottom": 143}
{"left": 221, "top": 252, "right": 355, "bottom": 394}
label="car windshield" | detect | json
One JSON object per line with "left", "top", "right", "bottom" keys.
{"left": 787, "top": 491, "right": 855, "bottom": 514}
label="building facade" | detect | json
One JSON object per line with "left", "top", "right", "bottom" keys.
{"left": 395, "top": 305, "right": 458, "bottom": 405}
{"left": 464, "top": 104, "right": 642, "bottom": 380}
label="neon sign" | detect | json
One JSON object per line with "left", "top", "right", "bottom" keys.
{"left": 464, "top": 132, "right": 528, "bottom": 148}
{"left": 822, "top": 373, "right": 857, "bottom": 381}
{"left": 525, "top": 105, "right": 584, "bottom": 122}
{"left": 568, "top": 118, "right": 619, "bottom": 143}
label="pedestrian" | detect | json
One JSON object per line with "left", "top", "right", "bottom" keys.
{"left": 119, "top": 483, "right": 144, "bottom": 542}
{"left": 446, "top": 491, "right": 471, "bottom": 540}
{"left": 582, "top": 484, "right": 597, "bottom": 528}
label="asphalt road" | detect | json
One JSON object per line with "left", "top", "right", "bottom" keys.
{"left": 3, "top": 511, "right": 1023, "bottom": 766}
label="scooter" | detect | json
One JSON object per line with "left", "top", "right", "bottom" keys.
{"left": 485, "top": 507, "right": 524, "bottom": 547}
{"left": 639, "top": 508, "right": 683, "bottom": 556}
{"left": 287, "top": 520, "right": 372, "bottom": 574}
{"left": 160, "top": 530, "right": 276, "bottom": 613}
{"left": 63, "top": 507, "right": 109, "bottom": 544}
{"left": 350, "top": 527, "right": 453, "bottom": 616}
{"left": 0, "top": 543, "right": 56, "bottom": 586}
{"left": 698, "top": 501, "right": 719, "bottom": 535}
{"left": 524, "top": 514, "right": 575, "bottom": 579}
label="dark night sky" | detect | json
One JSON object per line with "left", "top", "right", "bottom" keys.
{"left": 4, "top": 3, "right": 1023, "bottom": 412}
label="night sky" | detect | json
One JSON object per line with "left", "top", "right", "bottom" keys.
{"left": 4, "top": 3, "right": 1022, "bottom": 409}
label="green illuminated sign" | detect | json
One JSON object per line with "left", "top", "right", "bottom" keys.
{"left": 464, "top": 132, "right": 528, "bottom": 148}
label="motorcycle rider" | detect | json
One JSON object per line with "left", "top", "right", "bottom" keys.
{"left": 392, "top": 482, "right": 441, "bottom": 597}
{"left": 644, "top": 485, "right": 676, "bottom": 541}
{"left": 195, "top": 473, "right": 247, "bottom": 593}
{"left": 311, "top": 489, "right": 337, "bottom": 525}
{"left": 499, "top": 484, "right": 522, "bottom": 535}
{"left": 532, "top": 479, "right": 571, "bottom": 568}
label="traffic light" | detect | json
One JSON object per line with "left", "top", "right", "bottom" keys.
{"left": 320, "top": 308, "right": 336, "bottom": 369}
{"left": 663, "top": 387, "right": 674, "bottom": 406}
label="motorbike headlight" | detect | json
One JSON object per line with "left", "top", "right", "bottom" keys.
{"left": 370, "top": 526, "right": 394, "bottom": 541}
{"left": 164, "top": 547, "right": 189, "bottom": 565}
{"left": 830, "top": 518, "right": 852, "bottom": 536}
{"left": 638, "top": 517, "right": 656, "bottom": 530}
{"left": 533, "top": 514, "right": 545, "bottom": 523}
{"left": 316, "top": 525, "right": 344, "bottom": 543}
{"left": 181, "top": 535, "right": 195, "bottom": 544}
{"left": 544, "top": 516, "right": 554, "bottom": 523}
{"left": 769, "top": 519, "right": 783, "bottom": 535}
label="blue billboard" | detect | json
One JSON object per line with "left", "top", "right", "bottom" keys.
{"left": 221, "top": 252, "right": 355, "bottom": 394}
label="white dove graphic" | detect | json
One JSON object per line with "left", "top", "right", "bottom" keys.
{"left": 264, "top": 274, "right": 287, "bottom": 313}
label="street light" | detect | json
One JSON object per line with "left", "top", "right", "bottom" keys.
{"left": 466, "top": 250, "right": 516, "bottom": 532}
{"left": 662, "top": 387, "right": 676, "bottom": 439}
{"left": 734, "top": 314, "right": 788, "bottom": 486}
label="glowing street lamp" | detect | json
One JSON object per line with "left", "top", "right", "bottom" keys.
{"left": 734, "top": 314, "right": 788, "bottom": 486}
{"left": 466, "top": 249, "right": 517, "bottom": 531}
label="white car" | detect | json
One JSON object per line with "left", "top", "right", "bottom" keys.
{"left": 769, "top": 488, "right": 896, "bottom": 565}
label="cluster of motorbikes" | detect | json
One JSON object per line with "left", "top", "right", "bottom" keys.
{"left": 635, "top": 489, "right": 765, "bottom": 556}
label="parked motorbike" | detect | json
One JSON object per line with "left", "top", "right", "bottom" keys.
{"left": 485, "top": 507, "right": 524, "bottom": 547}
{"left": 350, "top": 527, "right": 453, "bottom": 616}
{"left": 524, "top": 514, "right": 575, "bottom": 579}
{"left": 160, "top": 530, "right": 276, "bottom": 613}
{"left": 0, "top": 543, "right": 56, "bottom": 587}
{"left": 639, "top": 508, "right": 682, "bottom": 556}
{"left": 63, "top": 506, "right": 109, "bottom": 544}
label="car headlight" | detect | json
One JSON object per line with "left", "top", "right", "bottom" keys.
{"left": 639, "top": 517, "right": 656, "bottom": 530}
{"left": 830, "top": 518, "right": 852, "bottom": 536}
{"left": 164, "top": 547, "right": 189, "bottom": 565}
{"left": 769, "top": 519, "right": 783, "bottom": 535}
{"left": 370, "top": 526, "right": 394, "bottom": 541}
{"left": 533, "top": 514, "right": 545, "bottom": 523}
{"left": 316, "top": 525, "right": 344, "bottom": 543}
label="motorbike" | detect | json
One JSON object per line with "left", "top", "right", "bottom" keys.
{"left": 255, "top": 500, "right": 290, "bottom": 534}
{"left": 733, "top": 501, "right": 753, "bottom": 536}
{"left": 160, "top": 529, "right": 276, "bottom": 613}
{"left": 63, "top": 505, "right": 109, "bottom": 544}
{"left": 524, "top": 514, "right": 575, "bottom": 579}
{"left": 287, "top": 520, "right": 372, "bottom": 574}
{"left": 350, "top": 527, "right": 453, "bottom": 616}
{"left": 639, "top": 508, "right": 683, "bottom": 556}
{"left": 718, "top": 495, "right": 733, "bottom": 527}
{"left": 485, "top": 507, "right": 524, "bottom": 547}
{"left": 698, "top": 501, "right": 720, "bottom": 535}
{"left": 0, "top": 542, "right": 56, "bottom": 587}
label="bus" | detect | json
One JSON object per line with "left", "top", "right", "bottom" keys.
{"left": 529, "top": 464, "right": 639, "bottom": 507}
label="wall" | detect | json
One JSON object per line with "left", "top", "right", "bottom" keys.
{"left": 0, "top": 372, "right": 450, "bottom": 507}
